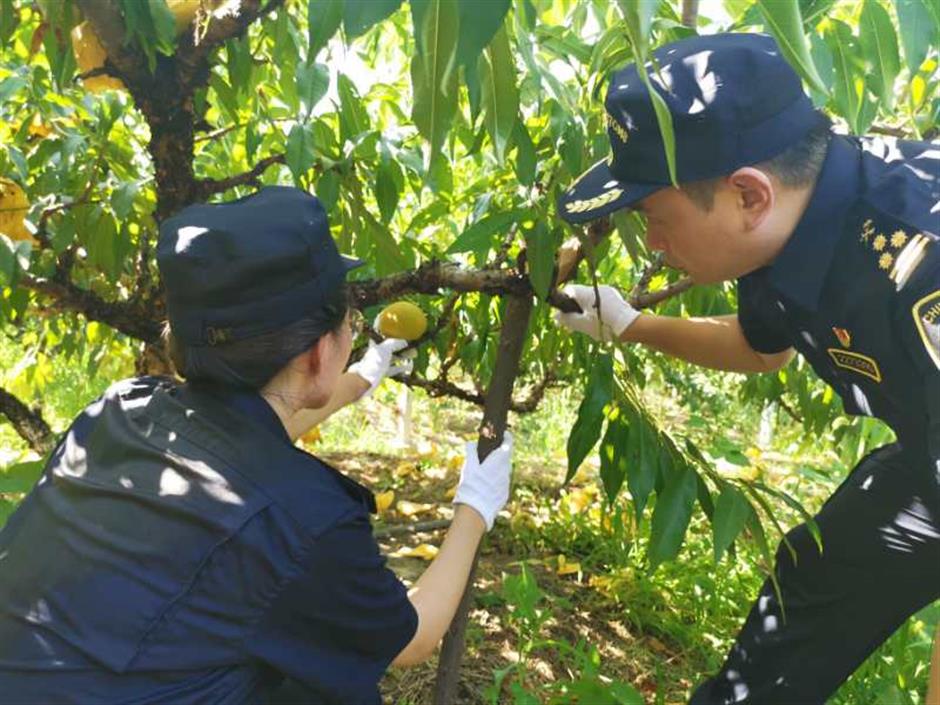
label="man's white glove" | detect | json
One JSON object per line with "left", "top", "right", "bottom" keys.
{"left": 553, "top": 284, "right": 640, "bottom": 342}
{"left": 347, "top": 339, "right": 413, "bottom": 397}
{"left": 453, "top": 433, "right": 513, "bottom": 531}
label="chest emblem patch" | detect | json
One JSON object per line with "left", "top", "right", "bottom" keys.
{"left": 913, "top": 290, "right": 940, "bottom": 370}
{"left": 832, "top": 327, "right": 852, "bottom": 348}
{"left": 827, "top": 349, "right": 882, "bottom": 383}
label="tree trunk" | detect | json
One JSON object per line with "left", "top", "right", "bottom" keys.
{"left": 432, "top": 293, "right": 534, "bottom": 704}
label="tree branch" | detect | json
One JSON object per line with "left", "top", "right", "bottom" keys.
{"left": 0, "top": 386, "right": 55, "bottom": 455}
{"left": 682, "top": 0, "right": 700, "bottom": 27}
{"left": 18, "top": 275, "right": 162, "bottom": 343}
{"left": 193, "top": 153, "right": 285, "bottom": 199}
{"left": 395, "top": 370, "right": 558, "bottom": 414}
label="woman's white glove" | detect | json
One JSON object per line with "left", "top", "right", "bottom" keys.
{"left": 553, "top": 284, "right": 640, "bottom": 342}
{"left": 453, "top": 433, "right": 513, "bottom": 531}
{"left": 347, "top": 339, "right": 413, "bottom": 397}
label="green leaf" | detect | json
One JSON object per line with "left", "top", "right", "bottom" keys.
{"left": 374, "top": 152, "right": 402, "bottom": 224}
{"left": 446, "top": 209, "right": 525, "bottom": 256}
{"left": 859, "top": 0, "right": 900, "bottom": 110}
{"left": 523, "top": 223, "right": 558, "bottom": 300}
{"left": 648, "top": 465, "right": 697, "bottom": 567}
{"left": 464, "top": 56, "right": 483, "bottom": 121}
{"left": 608, "top": 681, "right": 646, "bottom": 705}
{"left": 297, "top": 61, "right": 330, "bottom": 116}
{"left": 894, "top": 0, "right": 938, "bottom": 74}
{"left": 308, "top": 0, "right": 344, "bottom": 57}
{"left": 226, "top": 35, "right": 253, "bottom": 96}
{"left": 0, "top": 234, "right": 15, "bottom": 286}
{"left": 642, "top": 73, "right": 678, "bottom": 186}
{"left": 827, "top": 20, "right": 864, "bottom": 133}
{"left": 480, "top": 26, "right": 518, "bottom": 163}
{"left": 316, "top": 170, "right": 340, "bottom": 212}
{"left": 566, "top": 354, "right": 614, "bottom": 483}
{"left": 365, "top": 219, "right": 409, "bottom": 275}
{"left": 0, "top": 460, "right": 44, "bottom": 493}
{"left": 0, "top": 0, "right": 16, "bottom": 45}
{"left": 410, "top": 0, "right": 460, "bottom": 161}
{"left": 712, "top": 484, "right": 752, "bottom": 563}
{"left": 0, "top": 499, "right": 14, "bottom": 530}
{"left": 0, "top": 76, "right": 25, "bottom": 104}
{"left": 512, "top": 118, "right": 537, "bottom": 187}
{"left": 286, "top": 124, "right": 316, "bottom": 183}
{"left": 617, "top": 0, "right": 661, "bottom": 61}
{"left": 598, "top": 413, "right": 630, "bottom": 502}
{"left": 111, "top": 182, "right": 139, "bottom": 220}
{"left": 627, "top": 424, "right": 658, "bottom": 523}
{"left": 147, "top": 0, "right": 177, "bottom": 54}
{"left": 337, "top": 73, "right": 370, "bottom": 142}
{"left": 455, "top": 0, "right": 510, "bottom": 68}
{"left": 756, "top": 0, "right": 829, "bottom": 95}
{"left": 343, "top": 0, "right": 401, "bottom": 38}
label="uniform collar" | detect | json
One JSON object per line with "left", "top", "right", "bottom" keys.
{"left": 190, "top": 380, "right": 292, "bottom": 444}
{"left": 768, "top": 135, "right": 861, "bottom": 311}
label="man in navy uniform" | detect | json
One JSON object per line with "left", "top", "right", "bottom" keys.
{"left": 553, "top": 32, "right": 939, "bottom": 702}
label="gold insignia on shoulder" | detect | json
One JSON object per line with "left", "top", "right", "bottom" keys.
{"left": 913, "top": 289, "right": 940, "bottom": 370}
{"left": 832, "top": 327, "right": 851, "bottom": 348}
{"left": 860, "top": 219, "right": 875, "bottom": 243}
{"left": 891, "top": 232, "right": 931, "bottom": 289}
{"left": 878, "top": 252, "right": 893, "bottom": 270}
{"left": 605, "top": 113, "right": 629, "bottom": 143}
{"left": 890, "top": 230, "right": 907, "bottom": 248}
{"left": 564, "top": 187, "right": 624, "bottom": 214}
{"left": 827, "top": 349, "right": 882, "bottom": 383}
{"left": 872, "top": 234, "right": 887, "bottom": 251}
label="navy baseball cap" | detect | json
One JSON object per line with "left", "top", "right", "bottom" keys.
{"left": 157, "top": 186, "right": 363, "bottom": 347}
{"left": 559, "top": 33, "right": 819, "bottom": 223}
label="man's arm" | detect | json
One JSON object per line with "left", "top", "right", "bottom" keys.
{"left": 623, "top": 313, "right": 795, "bottom": 373}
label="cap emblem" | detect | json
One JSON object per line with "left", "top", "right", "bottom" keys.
{"left": 605, "top": 113, "right": 629, "bottom": 143}
{"left": 564, "top": 187, "right": 624, "bottom": 215}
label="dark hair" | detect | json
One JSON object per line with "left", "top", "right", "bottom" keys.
{"left": 680, "top": 112, "right": 833, "bottom": 211}
{"left": 163, "top": 284, "right": 350, "bottom": 390}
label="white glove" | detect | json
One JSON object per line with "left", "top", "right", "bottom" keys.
{"left": 347, "top": 338, "right": 412, "bottom": 397}
{"left": 453, "top": 433, "right": 513, "bottom": 531}
{"left": 553, "top": 284, "right": 640, "bottom": 342}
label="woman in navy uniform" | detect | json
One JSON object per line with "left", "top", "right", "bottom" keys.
{"left": 553, "top": 33, "right": 939, "bottom": 703}
{"left": 0, "top": 186, "right": 513, "bottom": 703}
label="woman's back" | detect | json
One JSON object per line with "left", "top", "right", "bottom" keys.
{"left": 0, "top": 376, "right": 415, "bottom": 704}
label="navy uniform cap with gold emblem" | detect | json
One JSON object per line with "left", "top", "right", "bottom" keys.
{"left": 559, "top": 32, "right": 820, "bottom": 223}
{"left": 157, "top": 186, "right": 363, "bottom": 347}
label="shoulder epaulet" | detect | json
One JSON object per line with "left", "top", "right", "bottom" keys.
{"left": 858, "top": 217, "right": 936, "bottom": 290}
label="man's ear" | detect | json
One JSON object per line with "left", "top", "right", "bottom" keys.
{"left": 728, "top": 167, "right": 775, "bottom": 230}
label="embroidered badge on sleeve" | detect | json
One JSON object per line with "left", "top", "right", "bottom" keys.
{"left": 913, "top": 290, "right": 940, "bottom": 370}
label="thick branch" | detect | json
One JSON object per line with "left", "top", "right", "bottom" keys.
{"left": 350, "top": 261, "right": 691, "bottom": 313}
{"left": 682, "top": 0, "right": 700, "bottom": 27}
{"left": 0, "top": 386, "right": 55, "bottom": 455}
{"left": 433, "top": 294, "right": 534, "bottom": 703}
{"left": 19, "top": 275, "right": 162, "bottom": 343}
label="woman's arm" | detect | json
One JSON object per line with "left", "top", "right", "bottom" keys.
{"left": 390, "top": 505, "right": 486, "bottom": 666}
{"left": 283, "top": 373, "right": 369, "bottom": 442}
{"left": 391, "top": 435, "right": 513, "bottom": 667}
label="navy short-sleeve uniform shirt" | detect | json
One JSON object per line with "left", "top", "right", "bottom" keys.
{"left": 737, "top": 134, "right": 939, "bottom": 455}
{"left": 0, "top": 378, "right": 417, "bottom": 703}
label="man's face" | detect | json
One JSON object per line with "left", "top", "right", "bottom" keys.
{"left": 634, "top": 185, "right": 749, "bottom": 284}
